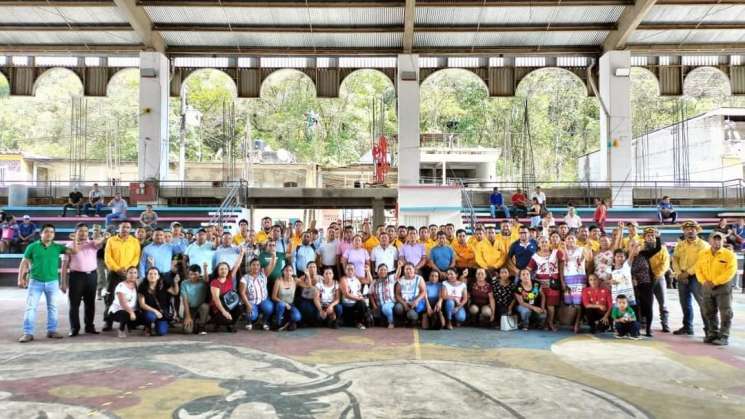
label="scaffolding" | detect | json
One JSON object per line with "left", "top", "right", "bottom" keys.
{"left": 517, "top": 98, "right": 536, "bottom": 189}
{"left": 221, "top": 99, "right": 239, "bottom": 183}
{"left": 69, "top": 96, "right": 87, "bottom": 184}
{"left": 671, "top": 99, "right": 691, "bottom": 185}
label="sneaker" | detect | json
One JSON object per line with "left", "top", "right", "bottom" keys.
{"left": 18, "top": 334, "right": 33, "bottom": 343}
{"left": 278, "top": 323, "right": 288, "bottom": 332}
{"left": 614, "top": 334, "right": 623, "bottom": 339}
{"left": 262, "top": 323, "right": 270, "bottom": 331}
{"left": 46, "top": 331, "right": 64, "bottom": 339}
{"left": 629, "top": 335, "right": 642, "bottom": 340}
{"left": 712, "top": 337, "right": 729, "bottom": 346}
{"left": 199, "top": 330, "right": 207, "bottom": 335}
{"left": 117, "top": 330, "right": 127, "bottom": 338}
{"left": 357, "top": 323, "right": 366, "bottom": 330}
{"left": 245, "top": 324, "right": 253, "bottom": 331}
{"left": 673, "top": 327, "right": 693, "bottom": 336}
{"left": 661, "top": 324, "right": 671, "bottom": 333}
{"left": 704, "top": 335, "right": 718, "bottom": 344}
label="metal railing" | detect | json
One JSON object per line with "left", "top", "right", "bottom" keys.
{"left": 208, "top": 180, "right": 243, "bottom": 227}
{"left": 456, "top": 178, "right": 477, "bottom": 231}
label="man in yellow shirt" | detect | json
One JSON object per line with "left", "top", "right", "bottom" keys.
{"left": 289, "top": 220, "right": 305, "bottom": 250}
{"left": 232, "top": 219, "right": 251, "bottom": 245}
{"left": 499, "top": 222, "right": 515, "bottom": 249}
{"left": 622, "top": 221, "right": 644, "bottom": 251}
{"left": 452, "top": 229, "right": 475, "bottom": 272}
{"left": 695, "top": 232, "right": 737, "bottom": 345}
{"left": 364, "top": 225, "right": 383, "bottom": 253}
{"left": 474, "top": 226, "right": 508, "bottom": 272}
{"left": 419, "top": 226, "right": 436, "bottom": 256}
{"left": 643, "top": 227, "right": 671, "bottom": 332}
{"left": 467, "top": 226, "right": 484, "bottom": 248}
{"left": 103, "top": 221, "right": 141, "bottom": 331}
{"left": 672, "top": 220, "right": 710, "bottom": 335}
{"left": 255, "top": 217, "right": 273, "bottom": 246}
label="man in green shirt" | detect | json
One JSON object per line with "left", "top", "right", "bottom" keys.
{"left": 259, "top": 239, "right": 285, "bottom": 295}
{"left": 18, "top": 224, "right": 79, "bottom": 343}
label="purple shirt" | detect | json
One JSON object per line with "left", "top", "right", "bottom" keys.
{"left": 343, "top": 247, "right": 370, "bottom": 277}
{"left": 338, "top": 239, "right": 353, "bottom": 258}
{"left": 400, "top": 243, "right": 426, "bottom": 266}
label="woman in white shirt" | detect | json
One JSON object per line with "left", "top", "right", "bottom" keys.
{"left": 314, "top": 267, "right": 342, "bottom": 328}
{"left": 563, "top": 206, "right": 583, "bottom": 231}
{"left": 441, "top": 268, "right": 468, "bottom": 330}
{"left": 109, "top": 266, "right": 139, "bottom": 338}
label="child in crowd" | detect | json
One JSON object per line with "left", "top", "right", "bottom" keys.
{"left": 611, "top": 294, "right": 640, "bottom": 340}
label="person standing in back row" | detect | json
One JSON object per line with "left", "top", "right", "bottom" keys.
{"left": 695, "top": 232, "right": 737, "bottom": 346}
{"left": 672, "top": 220, "right": 709, "bottom": 336}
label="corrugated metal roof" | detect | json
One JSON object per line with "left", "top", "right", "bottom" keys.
{"left": 161, "top": 32, "right": 401, "bottom": 48}
{"left": 0, "top": 6, "right": 128, "bottom": 24}
{"left": 643, "top": 5, "right": 745, "bottom": 23}
{"left": 145, "top": 6, "right": 403, "bottom": 26}
{"left": 630, "top": 30, "right": 745, "bottom": 44}
{"left": 415, "top": 30, "right": 608, "bottom": 47}
{"left": 416, "top": 6, "right": 624, "bottom": 25}
{"left": 0, "top": 31, "right": 140, "bottom": 44}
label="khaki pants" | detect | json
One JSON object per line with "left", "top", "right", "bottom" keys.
{"left": 702, "top": 282, "right": 733, "bottom": 338}
{"left": 183, "top": 303, "right": 211, "bottom": 334}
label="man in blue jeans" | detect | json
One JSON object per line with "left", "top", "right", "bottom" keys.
{"left": 489, "top": 187, "right": 510, "bottom": 219}
{"left": 105, "top": 192, "right": 128, "bottom": 227}
{"left": 18, "top": 224, "right": 80, "bottom": 343}
{"left": 672, "top": 220, "right": 710, "bottom": 335}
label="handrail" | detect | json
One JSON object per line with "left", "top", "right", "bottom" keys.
{"left": 456, "top": 178, "right": 477, "bottom": 231}
{"left": 208, "top": 180, "right": 243, "bottom": 227}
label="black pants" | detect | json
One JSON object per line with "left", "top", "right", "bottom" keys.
{"left": 495, "top": 303, "right": 512, "bottom": 317}
{"left": 69, "top": 270, "right": 97, "bottom": 332}
{"left": 112, "top": 310, "right": 139, "bottom": 331}
{"left": 104, "top": 272, "right": 126, "bottom": 327}
{"left": 634, "top": 282, "right": 654, "bottom": 334}
{"left": 615, "top": 320, "right": 640, "bottom": 337}
{"left": 63, "top": 203, "right": 82, "bottom": 216}
{"left": 342, "top": 301, "right": 368, "bottom": 326}
{"left": 584, "top": 307, "right": 608, "bottom": 332}
{"left": 211, "top": 306, "right": 241, "bottom": 326}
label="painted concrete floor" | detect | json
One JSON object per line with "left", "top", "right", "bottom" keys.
{"left": 0, "top": 288, "right": 744, "bottom": 419}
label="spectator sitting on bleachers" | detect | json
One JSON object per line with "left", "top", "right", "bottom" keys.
{"left": 489, "top": 187, "right": 511, "bottom": 219}
{"left": 105, "top": 192, "right": 128, "bottom": 227}
{"left": 62, "top": 187, "right": 84, "bottom": 217}
{"left": 139, "top": 205, "right": 158, "bottom": 228}
{"left": 563, "top": 205, "right": 583, "bottom": 231}
{"left": 16, "top": 215, "right": 37, "bottom": 253}
{"left": 0, "top": 215, "right": 19, "bottom": 253}
{"left": 657, "top": 196, "right": 677, "bottom": 225}
{"left": 731, "top": 218, "right": 745, "bottom": 250}
{"left": 83, "top": 183, "right": 105, "bottom": 217}
{"left": 530, "top": 186, "right": 546, "bottom": 206}
{"left": 510, "top": 188, "right": 528, "bottom": 215}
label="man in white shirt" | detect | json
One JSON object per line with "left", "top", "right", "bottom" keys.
{"left": 371, "top": 232, "right": 398, "bottom": 276}
{"left": 530, "top": 186, "right": 546, "bottom": 206}
{"left": 316, "top": 227, "right": 340, "bottom": 274}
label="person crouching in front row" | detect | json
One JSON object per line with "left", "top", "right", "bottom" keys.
{"left": 612, "top": 294, "right": 641, "bottom": 340}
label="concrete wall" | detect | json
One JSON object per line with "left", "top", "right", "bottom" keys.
{"left": 398, "top": 185, "right": 464, "bottom": 229}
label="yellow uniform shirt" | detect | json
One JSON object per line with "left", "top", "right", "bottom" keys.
{"left": 467, "top": 236, "right": 480, "bottom": 248}
{"left": 695, "top": 248, "right": 737, "bottom": 286}
{"left": 649, "top": 248, "right": 671, "bottom": 279}
{"left": 510, "top": 225, "right": 520, "bottom": 243}
{"left": 423, "top": 239, "right": 436, "bottom": 256}
{"left": 104, "top": 235, "right": 141, "bottom": 273}
{"left": 474, "top": 239, "right": 508, "bottom": 270}
{"left": 364, "top": 236, "right": 380, "bottom": 253}
{"left": 290, "top": 233, "right": 303, "bottom": 250}
{"left": 255, "top": 230, "right": 269, "bottom": 245}
{"left": 672, "top": 238, "right": 709, "bottom": 276}
{"left": 578, "top": 239, "right": 599, "bottom": 253}
{"left": 452, "top": 241, "right": 475, "bottom": 269}
{"left": 393, "top": 239, "right": 404, "bottom": 250}
{"left": 622, "top": 235, "right": 644, "bottom": 251}
{"left": 233, "top": 231, "right": 248, "bottom": 246}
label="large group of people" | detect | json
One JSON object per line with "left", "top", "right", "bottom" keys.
{"left": 14, "top": 208, "right": 738, "bottom": 346}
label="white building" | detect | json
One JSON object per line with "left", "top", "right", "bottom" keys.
{"left": 578, "top": 107, "right": 745, "bottom": 183}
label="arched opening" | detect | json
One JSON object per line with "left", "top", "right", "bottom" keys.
{"left": 514, "top": 67, "right": 599, "bottom": 181}
{"left": 335, "top": 69, "right": 396, "bottom": 166}
{"left": 631, "top": 67, "right": 666, "bottom": 139}
{"left": 684, "top": 66, "right": 731, "bottom": 98}
{"left": 0, "top": 72, "right": 9, "bottom": 98}
{"left": 420, "top": 69, "right": 490, "bottom": 141}
{"left": 174, "top": 68, "right": 239, "bottom": 164}
{"left": 33, "top": 67, "right": 83, "bottom": 98}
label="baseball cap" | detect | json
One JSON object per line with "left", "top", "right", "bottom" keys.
{"left": 711, "top": 231, "right": 726, "bottom": 240}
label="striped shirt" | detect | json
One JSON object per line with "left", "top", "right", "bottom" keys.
{"left": 241, "top": 272, "right": 269, "bottom": 305}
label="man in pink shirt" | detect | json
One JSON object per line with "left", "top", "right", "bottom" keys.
{"left": 61, "top": 223, "right": 108, "bottom": 336}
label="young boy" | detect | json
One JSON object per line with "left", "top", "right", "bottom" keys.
{"left": 611, "top": 294, "right": 640, "bottom": 340}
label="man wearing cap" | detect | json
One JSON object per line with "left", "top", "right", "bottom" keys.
{"left": 644, "top": 227, "right": 671, "bottom": 333}
{"left": 672, "top": 220, "right": 710, "bottom": 336}
{"left": 695, "top": 232, "right": 737, "bottom": 345}
{"left": 622, "top": 221, "right": 644, "bottom": 252}
{"left": 17, "top": 215, "right": 38, "bottom": 253}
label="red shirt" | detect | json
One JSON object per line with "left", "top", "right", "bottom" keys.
{"left": 470, "top": 281, "right": 493, "bottom": 306}
{"left": 593, "top": 205, "right": 607, "bottom": 222}
{"left": 210, "top": 277, "right": 234, "bottom": 312}
{"left": 582, "top": 286, "right": 612, "bottom": 310}
{"left": 511, "top": 193, "right": 527, "bottom": 205}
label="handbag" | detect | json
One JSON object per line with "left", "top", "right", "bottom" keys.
{"left": 500, "top": 315, "right": 518, "bottom": 331}
{"left": 221, "top": 290, "right": 241, "bottom": 311}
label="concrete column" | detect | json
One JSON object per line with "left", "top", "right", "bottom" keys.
{"left": 599, "top": 51, "right": 633, "bottom": 206}
{"left": 372, "top": 198, "right": 385, "bottom": 227}
{"left": 397, "top": 54, "right": 420, "bottom": 185}
{"left": 441, "top": 161, "right": 447, "bottom": 185}
{"left": 138, "top": 51, "right": 170, "bottom": 181}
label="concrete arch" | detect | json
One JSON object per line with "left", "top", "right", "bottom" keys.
{"left": 32, "top": 67, "right": 83, "bottom": 97}
{"left": 0, "top": 70, "right": 9, "bottom": 96}
{"left": 181, "top": 68, "right": 238, "bottom": 98}
{"left": 259, "top": 68, "right": 316, "bottom": 98}
{"left": 106, "top": 67, "right": 138, "bottom": 97}
{"left": 631, "top": 66, "right": 661, "bottom": 96}
{"left": 683, "top": 66, "right": 732, "bottom": 97}
{"left": 515, "top": 67, "right": 589, "bottom": 97}
{"left": 420, "top": 68, "right": 489, "bottom": 95}
{"left": 339, "top": 68, "right": 396, "bottom": 93}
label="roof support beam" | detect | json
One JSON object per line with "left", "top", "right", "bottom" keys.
{"left": 602, "top": 0, "right": 657, "bottom": 51}
{"left": 0, "top": 23, "right": 132, "bottom": 31}
{"left": 153, "top": 23, "right": 615, "bottom": 33}
{"left": 627, "top": 42, "right": 745, "bottom": 54}
{"left": 135, "top": 0, "right": 634, "bottom": 7}
{"left": 0, "top": 43, "right": 144, "bottom": 53}
{"left": 0, "top": 0, "right": 114, "bottom": 5}
{"left": 166, "top": 45, "right": 601, "bottom": 56}
{"left": 112, "top": 0, "right": 165, "bottom": 53}
{"left": 403, "top": 0, "right": 416, "bottom": 53}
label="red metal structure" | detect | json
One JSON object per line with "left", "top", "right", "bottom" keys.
{"left": 372, "top": 134, "right": 389, "bottom": 184}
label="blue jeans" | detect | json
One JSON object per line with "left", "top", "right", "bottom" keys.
{"left": 23, "top": 279, "right": 60, "bottom": 335}
{"left": 516, "top": 305, "right": 543, "bottom": 328}
{"left": 678, "top": 277, "right": 704, "bottom": 331}
{"left": 443, "top": 299, "right": 466, "bottom": 323}
{"left": 142, "top": 311, "right": 169, "bottom": 336}
{"left": 274, "top": 301, "right": 302, "bottom": 325}
{"left": 298, "top": 298, "right": 319, "bottom": 324}
{"left": 105, "top": 212, "right": 126, "bottom": 227}
{"left": 378, "top": 301, "right": 395, "bottom": 324}
{"left": 248, "top": 298, "right": 274, "bottom": 323}
{"left": 490, "top": 204, "right": 511, "bottom": 219}
{"left": 83, "top": 202, "right": 105, "bottom": 216}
